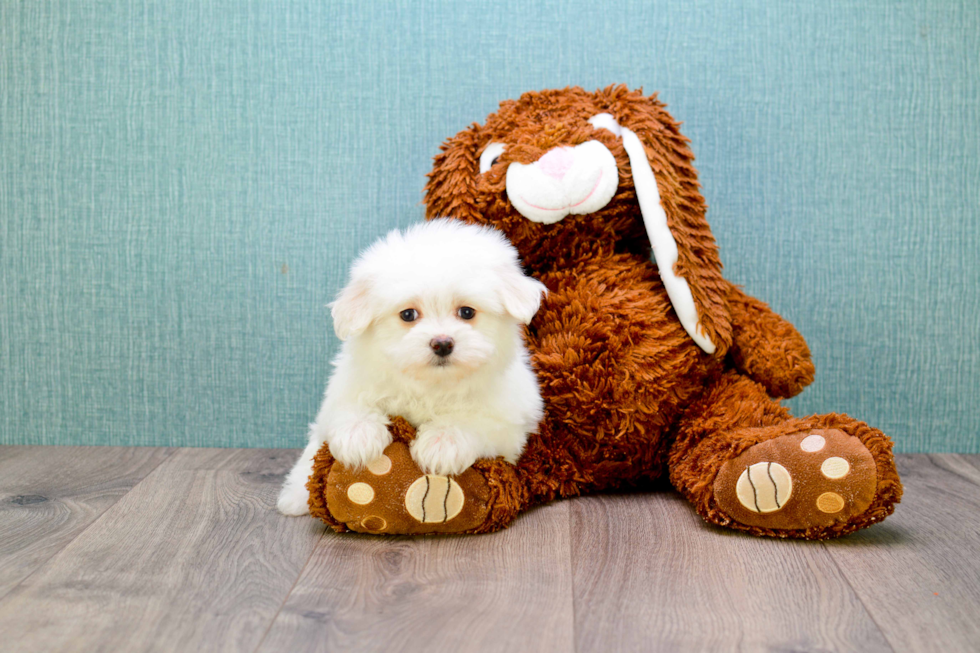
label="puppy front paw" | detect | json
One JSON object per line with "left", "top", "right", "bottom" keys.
{"left": 329, "top": 417, "right": 393, "bottom": 471}
{"left": 410, "top": 425, "right": 479, "bottom": 476}
{"left": 277, "top": 482, "right": 311, "bottom": 516}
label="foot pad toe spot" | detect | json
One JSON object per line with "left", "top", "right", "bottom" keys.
{"left": 347, "top": 482, "right": 375, "bottom": 505}
{"left": 800, "top": 434, "right": 826, "bottom": 452}
{"left": 816, "top": 492, "right": 846, "bottom": 513}
{"left": 367, "top": 454, "right": 392, "bottom": 476}
{"left": 821, "top": 457, "right": 850, "bottom": 479}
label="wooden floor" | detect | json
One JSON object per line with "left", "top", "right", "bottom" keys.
{"left": 1, "top": 448, "right": 978, "bottom": 653}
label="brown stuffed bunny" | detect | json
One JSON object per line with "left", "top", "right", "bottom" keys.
{"left": 308, "top": 86, "right": 902, "bottom": 539}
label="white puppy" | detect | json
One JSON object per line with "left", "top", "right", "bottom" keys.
{"left": 277, "top": 219, "right": 547, "bottom": 516}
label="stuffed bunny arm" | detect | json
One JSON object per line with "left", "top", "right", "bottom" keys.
{"left": 725, "top": 284, "right": 815, "bottom": 399}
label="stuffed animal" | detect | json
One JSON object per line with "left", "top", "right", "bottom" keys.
{"left": 307, "top": 85, "right": 902, "bottom": 539}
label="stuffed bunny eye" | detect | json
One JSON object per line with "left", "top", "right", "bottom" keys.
{"left": 399, "top": 308, "right": 419, "bottom": 322}
{"left": 479, "top": 142, "right": 506, "bottom": 174}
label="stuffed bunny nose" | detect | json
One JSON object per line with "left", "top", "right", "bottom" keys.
{"left": 537, "top": 147, "right": 575, "bottom": 180}
{"left": 430, "top": 336, "right": 454, "bottom": 357}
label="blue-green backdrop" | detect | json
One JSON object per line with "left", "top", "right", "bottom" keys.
{"left": 1, "top": 1, "right": 977, "bottom": 451}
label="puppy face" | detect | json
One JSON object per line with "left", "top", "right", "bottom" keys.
{"left": 331, "top": 220, "right": 546, "bottom": 383}
{"left": 371, "top": 289, "right": 508, "bottom": 381}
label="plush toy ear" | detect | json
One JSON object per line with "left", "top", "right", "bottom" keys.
{"left": 589, "top": 88, "right": 732, "bottom": 355}
{"left": 424, "top": 123, "right": 485, "bottom": 223}
{"left": 329, "top": 277, "right": 374, "bottom": 341}
{"left": 497, "top": 267, "right": 548, "bottom": 324}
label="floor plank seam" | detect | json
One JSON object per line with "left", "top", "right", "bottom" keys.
{"left": 0, "top": 447, "right": 178, "bottom": 606}
{"left": 250, "top": 523, "right": 326, "bottom": 653}
{"left": 567, "top": 500, "right": 579, "bottom": 653}
{"left": 819, "top": 540, "right": 897, "bottom": 653}
{"left": 929, "top": 454, "right": 980, "bottom": 486}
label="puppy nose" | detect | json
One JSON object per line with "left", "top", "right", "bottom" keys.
{"left": 430, "top": 336, "right": 454, "bottom": 357}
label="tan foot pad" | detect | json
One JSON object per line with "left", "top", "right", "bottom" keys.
{"left": 713, "top": 429, "right": 877, "bottom": 530}
{"left": 324, "top": 441, "right": 490, "bottom": 534}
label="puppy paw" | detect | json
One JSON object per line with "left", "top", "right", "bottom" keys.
{"left": 277, "top": 482, "right": 311, "bottom": 516}
{"left": 410, "top": 425, "right": 479, "bottom": 476}
{"left": 329, "top": 416, "right": 393, "bottom": 471}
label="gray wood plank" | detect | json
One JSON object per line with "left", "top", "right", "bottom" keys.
{"left": 570, "top": 489, "right": 894, "bottom": 653}
{"left": 4, "top": 449, "right": 976, "bottom": 653}
{"left": 0, "top": 447, "right": 322, "bottom": 653}
{"left": 824, "top": 454, "right": 980, "bottom": 653}
{"left": 257, "top": 501, "right": 575, "bottom": 653}
{"left": 0, "top": 446, "right": 173, "bottom": 599}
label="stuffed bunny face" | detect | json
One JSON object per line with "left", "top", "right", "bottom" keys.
{"left": 425, "top": 85, "right": 731, "bottom": 355}
{"left": 427, "top": 87, "right": 646, "bottom": 263}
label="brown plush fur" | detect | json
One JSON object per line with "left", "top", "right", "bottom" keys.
{"left": 310, "top": 85, "right": 901, "bottom": 539}
{"left": 309, "top": 418, "right": 525, "bottom": 535}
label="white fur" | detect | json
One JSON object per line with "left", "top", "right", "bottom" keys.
{"left": 277, "top": 220, "right": 547, "bottom": 516}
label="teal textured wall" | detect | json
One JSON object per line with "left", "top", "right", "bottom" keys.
{"left": 1, "top": 1, "right": 977, "bottom": 451}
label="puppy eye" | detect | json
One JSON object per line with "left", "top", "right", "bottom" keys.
{"left": 457, "top": 306, "right": 476, "bottom": 320}
{"left": 399, "top": 309, "right": 419, "bottom": 322}
{"left": 479, "top": 143, "right": 506, "bottom": 174}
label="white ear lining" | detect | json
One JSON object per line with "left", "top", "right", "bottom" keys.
{"left": 588, "top": 113, "right": 716, "bottom": 354}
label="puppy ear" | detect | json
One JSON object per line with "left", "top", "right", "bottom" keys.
{"left": 329, "top": 277, "right": 374, "bottom": 340}
{"left": 497, "top": 268, "right": 548, "bottom": 324}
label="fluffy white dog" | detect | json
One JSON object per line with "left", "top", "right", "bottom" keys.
{"left": 277, "top": 219, "right": 547, "bottom": 516}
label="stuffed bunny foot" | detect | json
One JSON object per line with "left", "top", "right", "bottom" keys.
{"left": 306, "top": 417, "right": 526, "bottom": 535}
{"left": 713, "top": 429, "right": 879, "bottom": 532}
{"left": 668, "top": 371, "right": 902, "bottom": 540}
